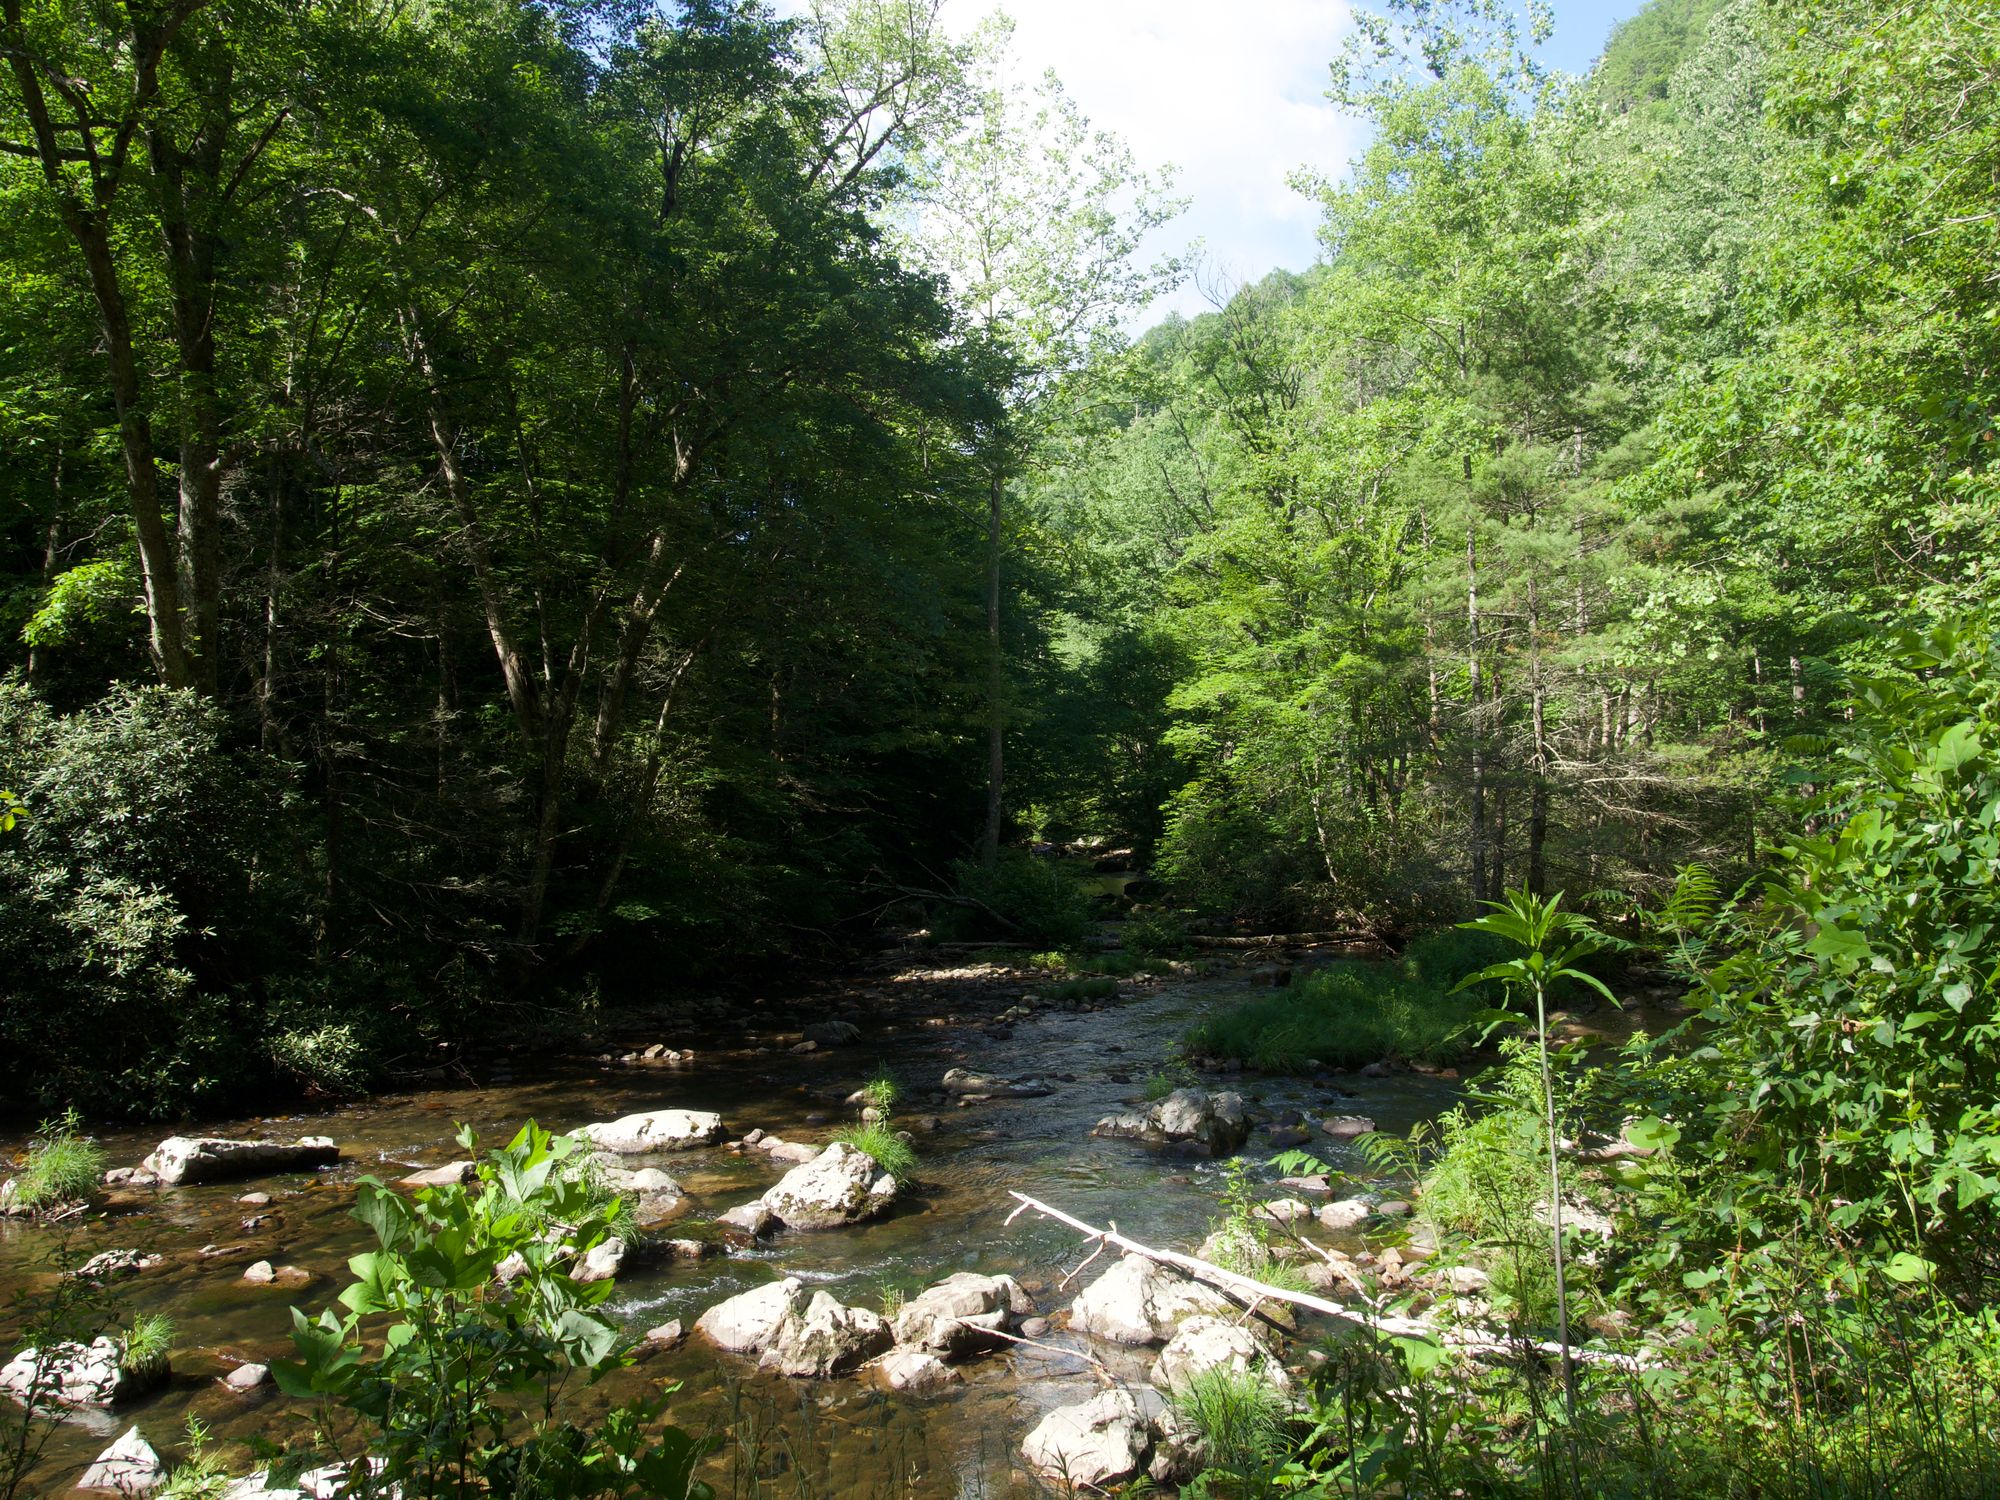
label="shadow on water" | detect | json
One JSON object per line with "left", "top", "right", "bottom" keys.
{"left": 0, "top": 967, "right": 1472, "bottom": 1497}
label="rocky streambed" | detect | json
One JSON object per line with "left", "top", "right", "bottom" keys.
{"left": 0, "top": 948, "right": 1467, "bottom": 1497}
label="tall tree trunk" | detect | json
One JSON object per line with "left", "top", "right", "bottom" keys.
{"left": 1466, "top": 523, "right": 1488, "bottom": 903}
{"left": 28, "top": 441, "right": 63, "bottom": 685}
{"left": 980, "top": 462, "right": 1005, "bottom": 868}
{"left": 1528, "top": 574, "right": 1549, "bottom": 897}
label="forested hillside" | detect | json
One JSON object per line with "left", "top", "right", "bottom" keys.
{"left": 1021, "top": 0, "right": 1998, "bottom": 935}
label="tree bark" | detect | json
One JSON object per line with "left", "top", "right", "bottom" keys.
{"left": 1466, "top": 524, "right": 1488, "bottom": 903}
{"left": 980, "top": 461, "right": 1005, "bottom": 867}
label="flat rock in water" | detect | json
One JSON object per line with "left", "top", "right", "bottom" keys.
{"left": 717, "top": 1202, "right": 776, "bottom": 1238}
{"left": 759, "top": 1141, "right": 896, "bottom": 1230}
{"left": 575, "top": 1110, "right": 726, "bottom": 1154}
{"left": 1068, "top": 1254, "right": 1234, "bottom": 1346}
{"left": 941, "top": 1068, "right": 1052, "bottom": 1098}
{"left": 1020, "top": 1389, "right": 1153, "bottom": 1488}
{"left": 1091, "top": 1089, "right": 1250, "bottom": 1157}
{"left": 397, "top": 1161, "right": 477, "bottom": 1188}
{"left": 1318, "top": 1199, "right": 1372, "bottom": 1231}
{"left": 881, "top": 1348, "right": 957, "bottom": 1393}
{"left": 141, "top": 1136, "right": 338, "bottom": 1186}
{"left": 1320, "top": 1116, "right": 1376, "bottom": 1140}
{"left": 77, "top": 1427, "right": 165, "bottom": 1495}
{"left": 1255, "top": 1198, "right": 1313, "bottom": 1225}
{"left": 0, "top": 1338, "right": 127, "bottom": 1407}
{"left": 644, "top": 1320, "right": 686, "bottom": 1350}
{"left": 74, "top": 1250, "right": 164, "bottom": 1281}
{"left": 224, "top": 1363, "right": 270, "bottom": 1391}
{"left": 242, "top": 1261, "right": 313, "bottom": 1289}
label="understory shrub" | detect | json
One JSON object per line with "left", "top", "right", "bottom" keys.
{"left": 1186, "top": 959, "right": 1477, "bottom": 1071}
{"left": 932, "top": 851, "right": 1092, "bottom": 948}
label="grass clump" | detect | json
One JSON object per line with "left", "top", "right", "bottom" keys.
{"left": 1047, "top": 975, "right": 1118, "bottom": 1004}
{"left": 833, "top": 1123, "right": 916, "bottom": 1180}
{"left": 119, "top": 1312, "right": 174, "bottom": 1380}
{"left": 1186, "top": 958, "right": 1475, "bottom": 1072}
{"left": 7, "top": 1109, "right": 105, "bottom": 1212}
{"left": 1171, "top": 1367, "right": 1290, "bottom": 1488}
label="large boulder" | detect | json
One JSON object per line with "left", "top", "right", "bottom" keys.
{"left": 77, "top": 1428, "right": 165, "bottom": 1495}
{"left": 1069, "top": 1255, "right": 1234, "bottom": 1346}
{"left": 1092, "top": 1090, "right": 1249, "bottom": 1157}
{"left": 1151, "top": 1315, "right": 1290, "bottom": 1394}
{"left": 759, "top": 1141, "right": 896, "bottom": 1229}
{"left": 574, "top": 1110, "right": 725, "bottom": 1154}
{"left": 880, "top": 1349, "right": 958, "bottom": 1394}
{"left": 693, "top": 1278, "right": 889, "bottom": 1378}
{"left": 141, "top": 1136, "right": 338, "bottom": 1186}
{"left": 891, "top": 1272, "right": 1031, "bottom": 1357}
{"left": 0, "top": 1338, "right": 130, "bottom": 1407}
{"left": 1021, "top": 1389, "right": 1153, "bottom": 1489}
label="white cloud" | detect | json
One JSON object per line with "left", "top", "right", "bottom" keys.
{"left": 971, "top": 0, "right": 1365, "bottom": 323}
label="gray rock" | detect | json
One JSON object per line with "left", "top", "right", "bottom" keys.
{"left": 77, "top": 1428, "right": 165, "bottom": 1495}
{"left": 1020, "top": 1389, "right": 1152, "bottom": 1488}
{"left": 102, "top": 1168, "right": 160, "bottom": 1190}
{"left": 1255, "top": 1198, "right": 1314, "bottom": 1225}
{"left": 645, "top": 1320, "right": 686, "bottom": 1350}
{"left": 1319, "top": 1116, "right": 1376, "bottom": 1140}
{"left": 940, "top": 1068, "right": 1052, "bottom": 1098}
{"left": 756, "top": 1138, "right": 821, "bottom": 1165}
{"left": 1092, "top": 1089, "right": 1250, "bottom": 1157}
{"left": 694, "top": 1278, "right": 888, "bottom": 1377}
{"left": 575, "top": 1110, "right": 726, "bottom": 1154}
{"left": 718, "top": 1202, "right": 776, "bottom": 1238}
{"left": 880, "top": 1348, "right": 958, "bottom": 1393}
{"left": 397, "top": 1162, "right": 477, "bottom": 1188}
{"left": 141, "top": 1136, "right": 338, "bottom": 1186}
{"left": 802, "top": 1021, "right": 862, "bottom": 1047}
{"left": 74, "top": 1250, "right": 164, "bottom": 1281}
{"left": 1151, "top": 1315, "right": 1289, "bottom": 1394}
{"left": 1020, "top": 1316, "right": 1051, "bottom": 1338}
{"left": 1377, "top": 1198, "right": 1413, "bottom": 1218}
{"left": 224, "top": 1363, "right": 270, "bottom": 1391}
{"left": 1069, "top": 1255, "right": 1234, "bottom": 1346}
{"left": 572, "top": 1237, "right": 627, "bottom": 1284}
{"left": 759, "top": 1141, "right": 897, "bottom": 1230}
{"left": 1317, "top": 1199, "right": 1372, "bottom": 1231}
{"left": 0, "top": 1338, "right": 127, "bottom": 1406}
{"left": 890, "top": 1272, "right": 1030, "bottom": 1357}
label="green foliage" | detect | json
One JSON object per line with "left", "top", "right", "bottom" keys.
{"left": 1171, "top": 1367, "right": 1290, "bottom": 1494}
{"left": 0, "top": 684, "right": 300, "bottom": 1117}
{"left": 858, "top": 1067, "right": 900, "bottom": 1115}
{"left": 934, "top": 852, "right": 1093, "bottom": 949}
{"left": 20, "top": 557, "right": 138, "bottom": 651}
{"left": 1045, "top": 975, "right": 1118, "bottom": 1004}
{"left": 1185, "top": 960, "right": 1477, "bottom": 1072}
{"left": 118, "top": 1313, "right": 173, "bottom": 1381}
{"left": 7, "top": 1110, "right": 104, "bottom": 1212}
{"left": 1121, "top": 908, "right": 1192, "bottom": 960}
{"left": 831, "top": 1124, "right": 916, "bottom": 1182}
{"left": 155, "top": 1418, "right": 232, "bottom": 1500}
{"left": 274, "top": 1121, "right": 712, "bottom": 1500}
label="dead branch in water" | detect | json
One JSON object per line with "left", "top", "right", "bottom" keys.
{"left": 1003, "top": 1191, "right": 1649, "bottom": 1370}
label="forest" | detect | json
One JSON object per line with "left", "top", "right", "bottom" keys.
{"left": 0, "top": 0, "right": 1997, "bottom": 1495}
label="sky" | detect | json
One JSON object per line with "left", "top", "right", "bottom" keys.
{"left": 958, "top": 0, "right": 1655, "bottom": 324}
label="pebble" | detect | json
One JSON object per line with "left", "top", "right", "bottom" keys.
{"left": 238, "top": 1193, "right": 271, "bottom": 1207}
{"left": 224, "top": 1363, "right": 270, "bottom": 1391}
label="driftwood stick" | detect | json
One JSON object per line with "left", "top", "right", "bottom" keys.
{"left": 1005, "top": 1191, "right": 1649, "bottom": 1371}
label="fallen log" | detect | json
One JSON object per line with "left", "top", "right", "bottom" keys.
{"left": 1188, "top": 931, "right": 1376, "bottom": 950}
{"left": 1004, "top": 1191, "right": 1649, "bottom": 1371}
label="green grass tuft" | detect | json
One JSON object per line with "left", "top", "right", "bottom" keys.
{"left": 834, "top": 1123, "right": 916, "bottom": 1180}
{"left": 10, "top": 1108, "right": 105, "bottom": 1211}
{"left": 1171, "top": 1367, "right": 1290, "bottom": 1479}
{"left": 858, "top": 1066, "right": 900, "bottom": 1114}
{"left": 121, "top": 1312, "right": 174, "bottom": 1378}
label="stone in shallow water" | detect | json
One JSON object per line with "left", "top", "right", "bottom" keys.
{"left": 880, "top": 1348, "right": 957, "bottom": 1393}
{"left": 224, "top": 1362, "right": 270, "bottom": 1391}
{"left": 759, "top": 1142, "right": 896, "bottom": 1229}
{"left": 77, "top": 1427, "right": 165, "bottom": 1495}
{"left": 575, "top": 1109, "right": 726, "bottom": 1154}
{"left": 1021, "top": 1389, "right": 1153, "bottom": 1488}
{"left": 1151, "top": 1315, "right": 1289, "bottom": 1394}
{"left": 1068, "top": 1255, "right": 1234, "bottom": 1346}
{"left": 890, "top": 1272, "right": 1030, "bottom": 1357}
{"left": 141, "top": 1136, "right": 338, "bottom": 1186}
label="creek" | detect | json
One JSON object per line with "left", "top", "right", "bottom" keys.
{"left": 0, "top": 950, "right": 1468, "bottom": 1498}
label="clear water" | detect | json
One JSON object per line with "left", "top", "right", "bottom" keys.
{"left": 0, "top": 960, "right": 1466, "bottom": 1498}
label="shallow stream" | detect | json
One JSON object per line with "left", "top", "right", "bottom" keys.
{"left": 1, "top": 956, "right": 1466, "bottom": 1498}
